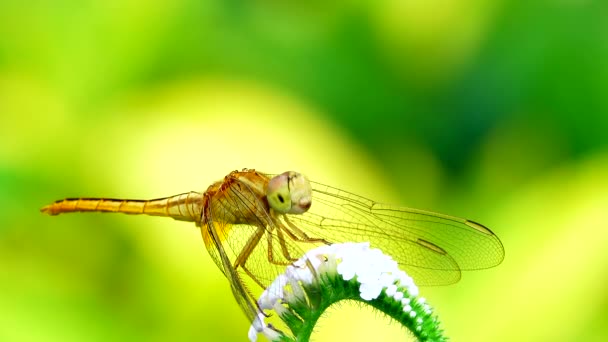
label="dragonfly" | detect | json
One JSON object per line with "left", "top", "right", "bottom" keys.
{"left": 41, "top": 169, "right": 504, "bottom": 328}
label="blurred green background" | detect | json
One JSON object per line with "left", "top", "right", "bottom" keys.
{"left": 1, "top": 0, "right": 607, "bottom": 341}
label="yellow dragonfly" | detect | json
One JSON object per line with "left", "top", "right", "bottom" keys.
{"left": 41, "top": 169, "right": 504, "bottom": 326}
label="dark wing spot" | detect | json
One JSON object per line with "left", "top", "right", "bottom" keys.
{"left": 465, "top": 220, "right": 494, "bottom": 235}
{"left": 278, "top": 195, "right": 284, "bottom": 203}
{"left": 416, "top": 238, "right": 447, "bottom": 255}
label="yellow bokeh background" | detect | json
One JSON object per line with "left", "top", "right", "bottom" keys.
{"left": 1, "top": 1, "right": 606, "bottom": 341}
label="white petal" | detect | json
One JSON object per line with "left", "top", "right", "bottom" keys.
{"left": 248, "top": 325, "right": 258, "bottom": 342}
{"left": 385, "top": 284, "right": 397, "bottom": 297}
{"left": 360, "top": 282, "right": 383, "bottom": 300}
{"left": 337, "top": 261, "right": 356, "bottom": 280}
{"left": 261, "top": 326, "right": 282, "bottom": 341}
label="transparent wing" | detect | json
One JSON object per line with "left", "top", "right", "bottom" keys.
{"left": 285, "top": 181, "right": 505, "bottom": 285}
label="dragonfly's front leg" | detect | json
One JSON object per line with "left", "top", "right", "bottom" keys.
{"left": 266, "top": 215, "right": 331, "bottom": 266}
{"left": 268, "top": 218, "right": 321, "bottom": 286}
{"left": 269, "top": 226, "right": 299, "bottom": 265}
{"left": 282, "top": 215, "right": 331, "bottom": 245}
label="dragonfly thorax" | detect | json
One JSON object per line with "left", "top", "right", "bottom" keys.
{"left": 202, "top": 170, "right": 273, "bottom": 226}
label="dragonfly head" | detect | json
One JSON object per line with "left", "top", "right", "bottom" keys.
{"left": 267, "top": 171, "right": 312, "bottom": 215}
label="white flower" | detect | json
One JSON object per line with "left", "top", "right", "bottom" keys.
{"left": 248, "top": 242, "right": 424, "bottom": 342}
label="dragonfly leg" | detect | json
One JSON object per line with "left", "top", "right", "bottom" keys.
{"left": 264, "top": 225, "right": 320, "bottom": 285}
{"left": 248, "top": 216, "right": 304, "bottom": 266}
{"left": 283, "top": 215, "right": 331, "bottom": 245}
{"left": 240, "top": 262, "right": 270, "bottom": 292}
{"left": 232, "top": 263, "right": 271, "bottom": 318}
{"left": 234, "top": 226, "right": 264, "bottom": 265}
{"left": 275, "top": 226, "right": 300, "bottom": 263}
{"left": 268, "top": 216, "right": 329, "bottom": 265}
{"left": 234, "top": 225, "right": 289, "bottom": 294}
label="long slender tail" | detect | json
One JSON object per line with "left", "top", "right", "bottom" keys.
{"left": 40, "top": 192, "right": 203, "bottom": 222}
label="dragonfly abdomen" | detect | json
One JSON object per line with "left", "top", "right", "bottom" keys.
{"left": 40, "top": 192, "right": 204, "bottom": 222}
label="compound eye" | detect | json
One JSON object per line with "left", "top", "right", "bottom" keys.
{"left": 267, "top": 171, "right": 313, "bottom": 214}
{"left": 266, "top": 174, "right": 292, "bottom": 213}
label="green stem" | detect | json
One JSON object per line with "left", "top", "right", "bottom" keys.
{"left": 277, "top": 272, "right": 446, "bottom": 342}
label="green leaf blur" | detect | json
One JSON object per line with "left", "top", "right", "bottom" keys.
{"left": 1, "top": 1, "right": 606, "bottom": 341}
